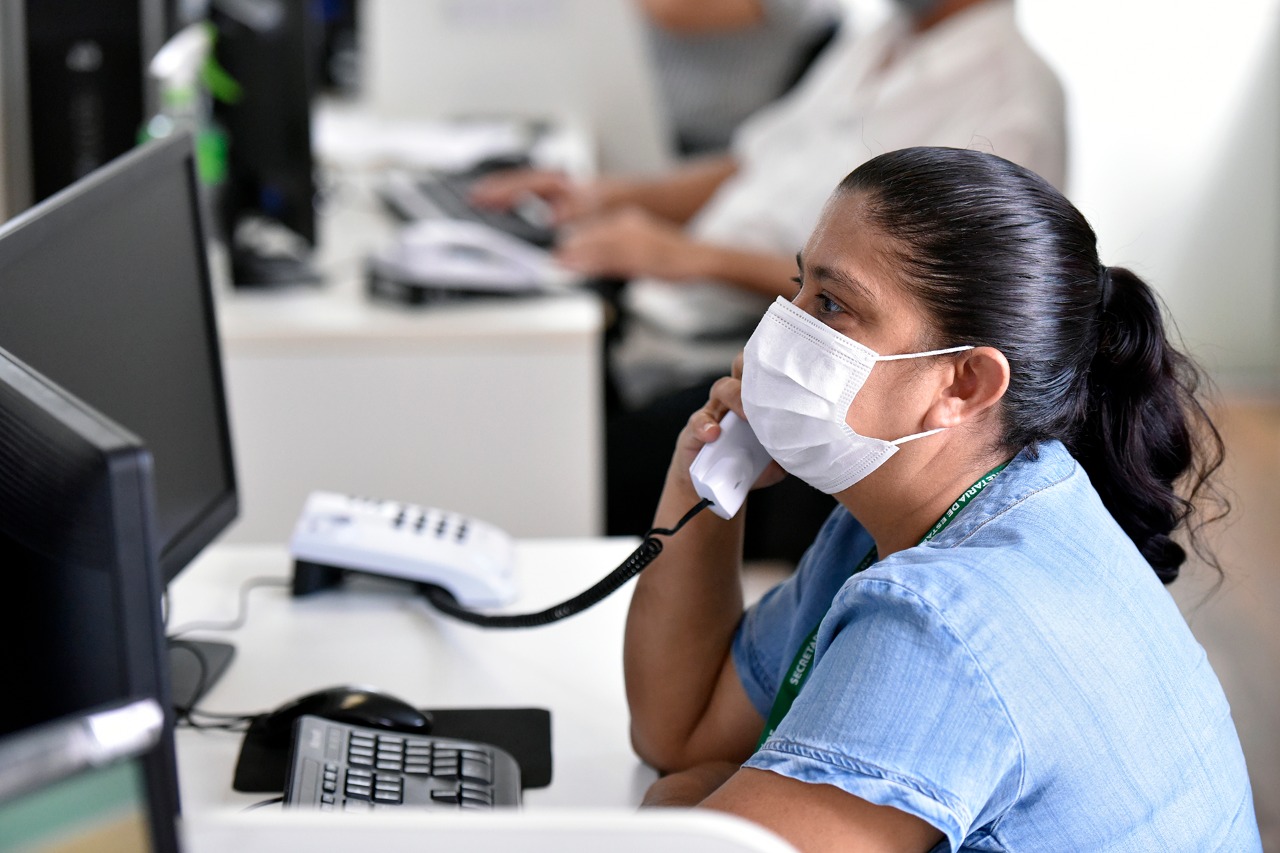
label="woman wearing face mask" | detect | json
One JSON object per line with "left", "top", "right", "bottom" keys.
{"left": 623, "top": 147, "right": 1262, "bottom": 851}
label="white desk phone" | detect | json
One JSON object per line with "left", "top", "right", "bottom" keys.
{"left": 290, "top": 491, "right": 520, "bottom": 607}
{"left": 365, "top": 218, "right": 575, "bottom": 301}
{"left": 288, "top": 413, "right": 772, "bottom": 614}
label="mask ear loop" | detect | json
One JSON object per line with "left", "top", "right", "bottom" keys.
{"left": 875, "top": 344, "right": 974, "bottom": 361}
{"left": 876, "top": 345, "right": 974, "bottom": 447}
{"left": 890, "top": 427, "right": 948, "bottom": 446}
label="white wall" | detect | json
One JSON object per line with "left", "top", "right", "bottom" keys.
{"left": 840, "top": 0, "right": 1280, "bottom": 389}
{"left": 1020, "top": 0, "right": 1280, "bottom": 389}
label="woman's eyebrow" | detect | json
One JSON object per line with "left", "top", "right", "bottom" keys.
{"left": 798, "top": 252, "right": 876, "bottom": 305}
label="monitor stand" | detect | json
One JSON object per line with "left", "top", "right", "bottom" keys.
{"left": 167, "top": 638, "right": 236, "bottom": 711}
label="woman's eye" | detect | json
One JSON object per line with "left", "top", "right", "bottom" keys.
{"left": 815, "top": 293, "right": 843, "bottom": 317}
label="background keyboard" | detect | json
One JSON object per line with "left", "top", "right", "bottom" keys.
{"left": 377, "top": 170, "right": 556, "bottom": 249}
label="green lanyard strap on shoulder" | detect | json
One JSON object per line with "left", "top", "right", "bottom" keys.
{"left": 756, "top": 462, "right": 1008, "bottom": 749}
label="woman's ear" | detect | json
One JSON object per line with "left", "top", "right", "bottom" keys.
{"left": 926, "top": 346, "right": 1010, "bottom": 429}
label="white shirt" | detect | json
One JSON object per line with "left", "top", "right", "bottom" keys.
{"left": 619, "top": 0, "right": 1067, "bottom": 390}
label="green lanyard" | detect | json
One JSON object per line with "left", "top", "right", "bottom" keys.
{"left": 756, "top": 462, "right": 1008, "bottom": 749}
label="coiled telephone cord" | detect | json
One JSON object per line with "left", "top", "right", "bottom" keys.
{"left": 421, "top": 498, "right": 712, "bottom": 628}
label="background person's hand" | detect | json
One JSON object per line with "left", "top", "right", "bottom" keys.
{"left": 468, "top": 168, "right": 606, "bottom": 224}
{"left": 555, "top": 207, "right": 710, "bottom": 280}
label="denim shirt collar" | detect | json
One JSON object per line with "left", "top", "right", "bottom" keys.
{"left": 925, "top": 440, "right": 1079, "bottom": 549}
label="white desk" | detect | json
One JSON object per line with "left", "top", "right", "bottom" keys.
{"left": 212, "top": 161, "right": 607, "bottom": 545}
{"left": 170, "top": 538, "right": 657, "bottom": 812}
{"left": 169, "top": 538, "right": 799, "bottom": 852}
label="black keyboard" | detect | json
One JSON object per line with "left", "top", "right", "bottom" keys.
{"left": 378, "top": 170, "right": 557, "bottom": 249}
{"left": 284, "top": 715, "right": 522, "bottom": 812}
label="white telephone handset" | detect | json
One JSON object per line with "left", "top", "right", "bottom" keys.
{"left": 688, "top": 412, "right": 774, "bottom": 520}
{"left": 289, "top": 492, "right": 518, "bottom": 607}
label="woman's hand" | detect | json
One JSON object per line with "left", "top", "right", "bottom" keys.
{"left": 671, "top": 352, "right": 786, "bottom": 491}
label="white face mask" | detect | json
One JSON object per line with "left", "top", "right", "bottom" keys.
{"left": 741, "top": 297, "right": 972, "bottom": 495}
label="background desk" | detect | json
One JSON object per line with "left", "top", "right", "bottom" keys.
{"left": 212, "top": 163, "right": 606, "bottom": 545}
{"left": 170, "top": 539, "right": 657, "bottom": 813}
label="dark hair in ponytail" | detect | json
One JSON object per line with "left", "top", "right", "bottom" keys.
{"left": 838, "top": 147, "right": 1226, "bottom": 583}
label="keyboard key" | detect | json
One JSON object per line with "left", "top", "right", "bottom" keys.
{"left": 460, "top": 757, "right": 492, "bottom": 784}
{"left": 460, "top": 781, "right": 491, "bottom": 801}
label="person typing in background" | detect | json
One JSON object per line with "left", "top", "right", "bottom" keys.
{"left": 637, "top": 0, "right": 842, "bottom": 155}
{"left": 473, "top": 0, "right": 1067, "bottom": 557}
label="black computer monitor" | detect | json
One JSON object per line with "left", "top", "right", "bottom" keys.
{"left": 0, "top": 132, "right": 239, "bottom": 707}
{"left": 210, "top": 0, "right": 321, "bottom": 286}
{"left": 0, "top": 352, "right": 181, "bottom": 850}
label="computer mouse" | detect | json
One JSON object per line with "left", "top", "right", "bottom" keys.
{"left": 257, "top": 685, "right": 433, "bottom": 748}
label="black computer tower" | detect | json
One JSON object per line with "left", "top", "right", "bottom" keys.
{"left": 20, "top": 0, "right": 165, "bottom": 205}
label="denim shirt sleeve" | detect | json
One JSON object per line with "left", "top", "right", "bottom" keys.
{"left": 745, "top": 575, "right": 1024, "bottom": 850}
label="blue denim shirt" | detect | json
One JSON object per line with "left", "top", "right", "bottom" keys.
{"left": 733, "top": 441, "right": 1261, "bottom": 851}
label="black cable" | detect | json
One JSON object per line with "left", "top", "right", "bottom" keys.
{"left": 421, "top": 498, "right": 712, "bottom": 629}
